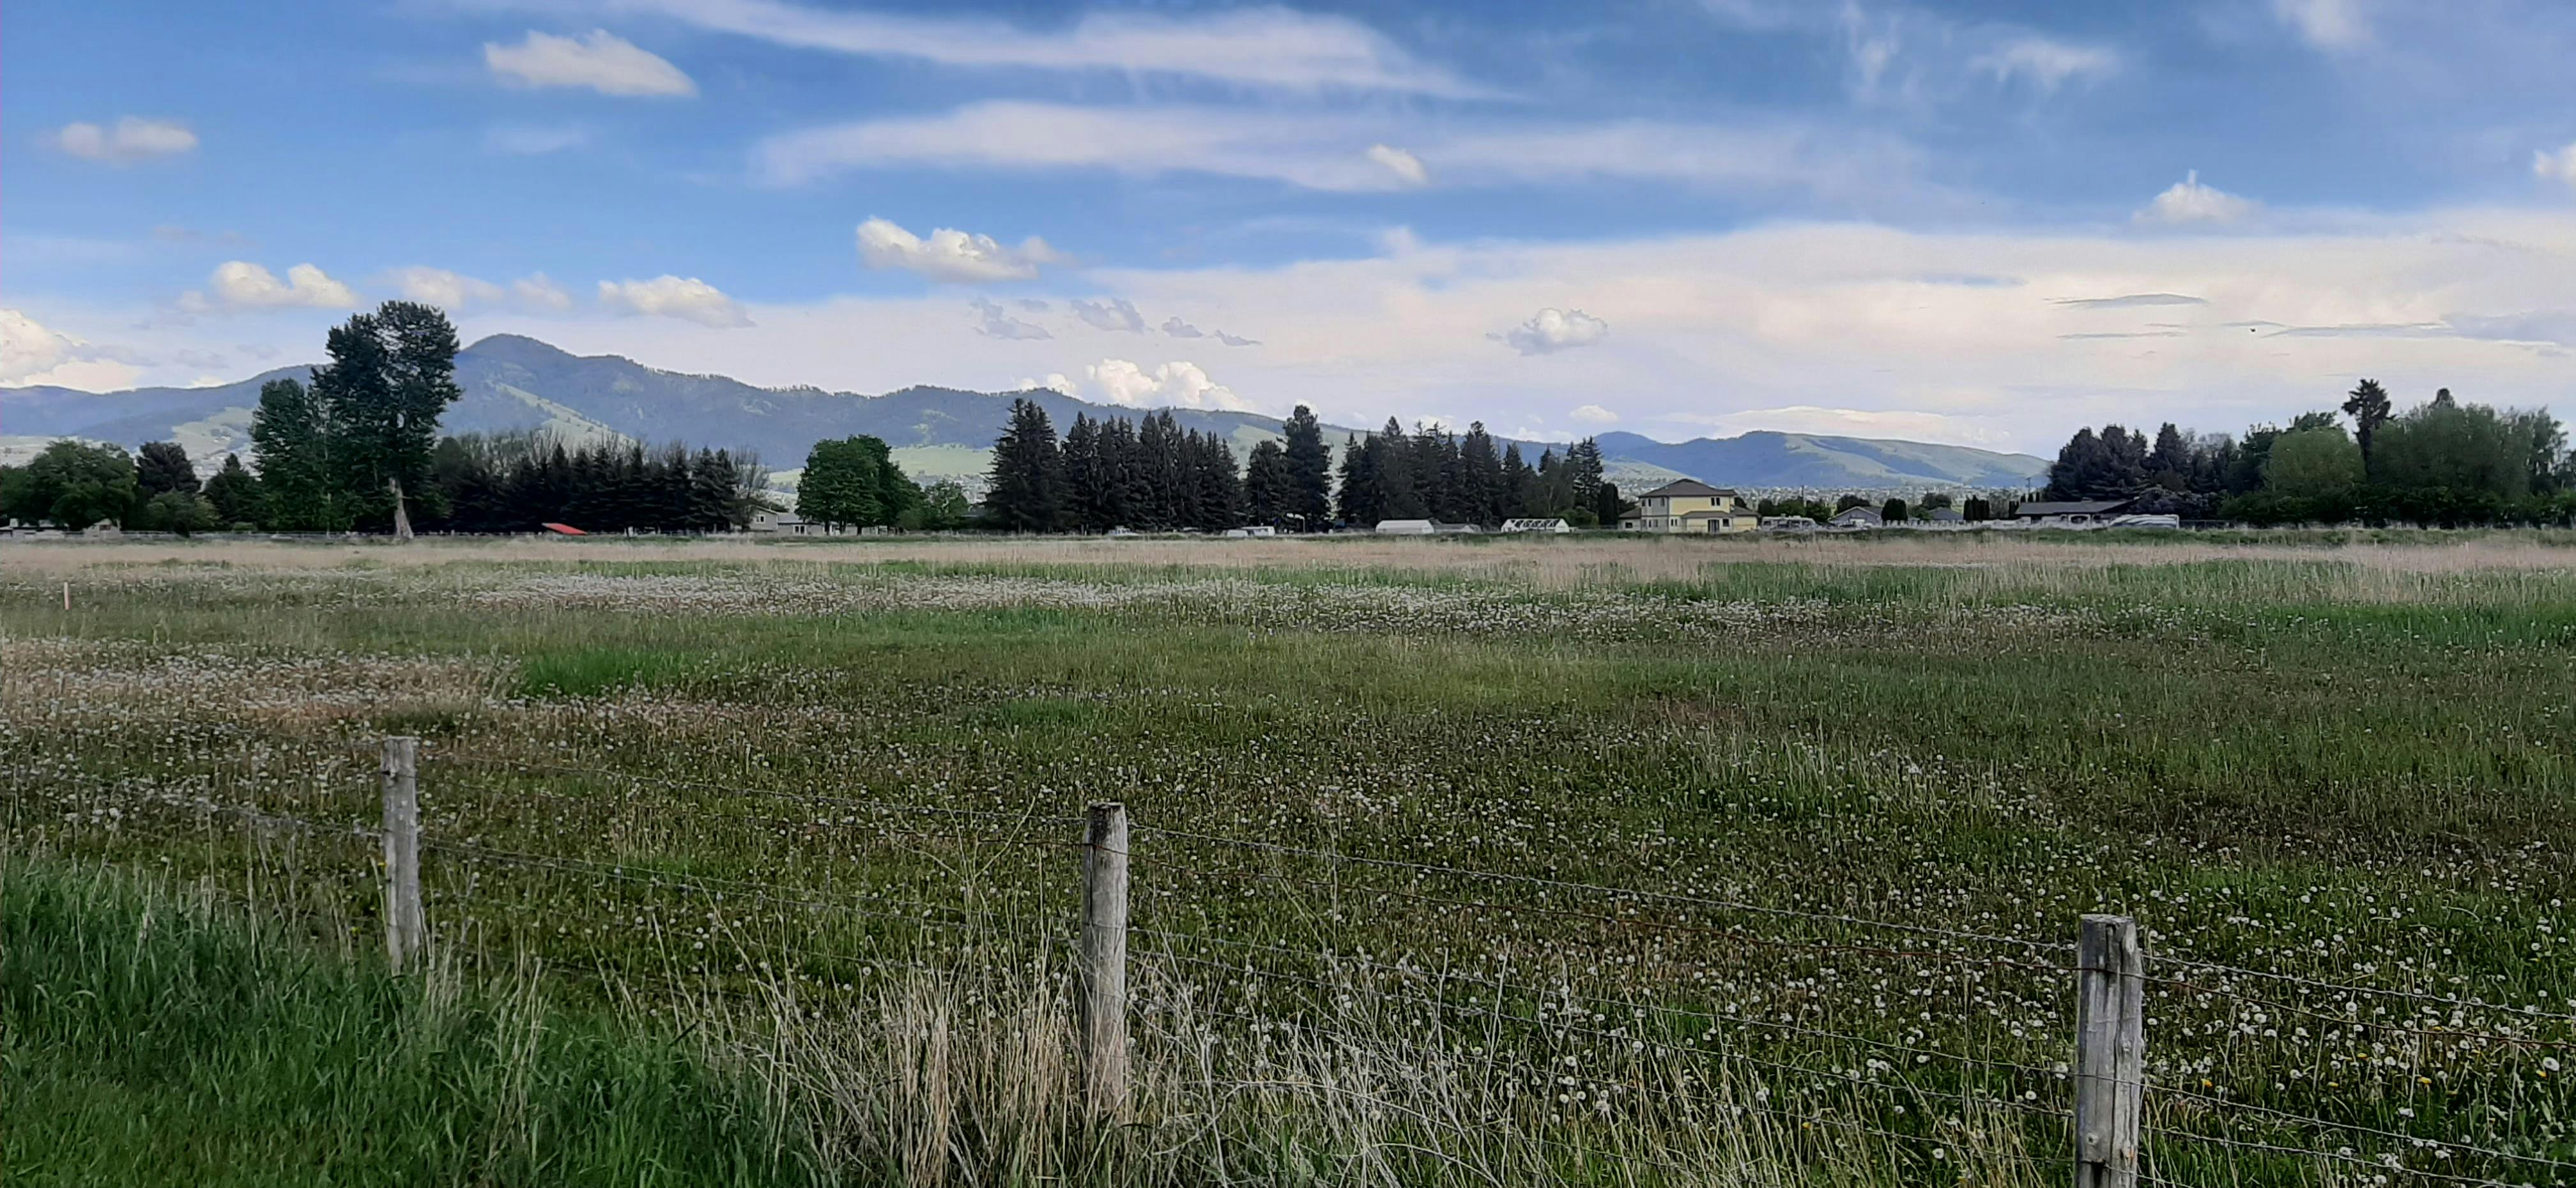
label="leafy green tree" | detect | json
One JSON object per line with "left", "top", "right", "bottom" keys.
{"left": 307, "top": 301, "right": 463, "bottom": 536}
{"left": 1282, "top": 405, "right": 1332, "bottom": 531}
{"left": 8, "top": 441, "right": 139, "bottom": 529}
{"left": 140, "top": 491, "right": 220, "bottom": 535}
{"left": 986, "top": 399, "right": 1064, "bottom": 532}
{"left": 2264, "top": 425, "right": 2364, "bottom": 497}
{"left": 798, "top": 437, "right": 883, "bottom": 529}
{"left": 904, "top": 480, "right": 972, "bottom": 531}
{"left": 251, "top": 377, "right": 335, "bottom": 530}
{"left": 2373, "top": 399, "right": 2531, "bottom": 498}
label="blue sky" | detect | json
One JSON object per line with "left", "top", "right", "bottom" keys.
{"left": 6, "top": 0, "right": 2574, "bottom": 451}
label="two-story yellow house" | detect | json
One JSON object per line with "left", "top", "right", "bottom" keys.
{"left": 1623, "top": 478, "right": 1759, "bottom": 533}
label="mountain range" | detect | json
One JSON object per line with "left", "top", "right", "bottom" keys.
{"left": 1, "top": 333, "right": 2050, "bottom": 492}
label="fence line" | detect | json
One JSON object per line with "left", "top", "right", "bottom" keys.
{"left": 13, "top": 748, "right": 2568, "bottom": 1186}
{"left": 1133, "top": 822, "right": 2078, "bottom": 954}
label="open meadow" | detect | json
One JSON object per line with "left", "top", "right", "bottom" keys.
{"left": 6, "top": 531, "right": 2576, "bottom": 1187}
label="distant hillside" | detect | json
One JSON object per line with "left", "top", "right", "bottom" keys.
{"left": 3, "top": 333, "right": 2049, "bottom": 491}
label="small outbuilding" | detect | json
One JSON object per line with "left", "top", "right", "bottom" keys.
{"left": 1499, "top": 517, "right": 1572, "bottom": 534}
{"left": 2012, "top": 499, "right": 2131, "bottom": 526}
{"left": 1375, "top": 519, "right": 1436, "bottom": 535}
{"left": 1828, "top": 506, "right": 1882, "bottom": 529}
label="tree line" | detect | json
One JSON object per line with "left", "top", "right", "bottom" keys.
{"left": 1, "top": 301, "right": 774, "bottom": 536}
{"left": 2042, "top": 383, "right": 2575, "bottom": 526}
{"left": 982, "top": 398, "right": 1629, "bottom": 533}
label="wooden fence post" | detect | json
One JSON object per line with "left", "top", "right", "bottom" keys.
{"left": 381, "top": 736, "right": 424, "bottom": 973}
{"left": 1080, "top": 802, "right": 1131, "bottom": 1122}
{"left": 2075, "top": 913, "right": 2145, "bottom": 1188}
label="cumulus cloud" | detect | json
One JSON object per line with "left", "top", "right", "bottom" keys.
{"left": 1162, "top": 316, "right": 1206, "bottom": 339}
{"left": 54, "top": 117, "right": 198, "bottom": 164}
{"left": 1498, "top": 308, "right": 1609, "bottom": 354}
{"left": 0, "top": 309, "right": 151, "bottom": 390}
{"left": 389, "top": 266, "right": 576, "bottom": 312}
{"left": 2273, "top": 0, "right": 2372, "bottom": 50}
{"left": 615, "top": 0, "right": 1489, "bottom": 96}
{"left": 1087, "top": 359, "right": 1251, "bottom": 411}
{"left": 2137, "top": 171, "right": 2262, "bottom": 225}
{"left": 485, "top": 30, "right": 696, "bottom": 97}
{"left": 1367, "top": 143, "right": 1430, "bottom": 187}
{"left": 1073, "top": 298, "right": 1145, "bottom": 331}
{"left": 180, "top": 261, "right": 360, "bottom": 313}
{"left": 969, "top": 298, "right": 1050, "bottom": 340}
{"left": 857, "top": 217, "right": 1062, "bottom": 283}
{"left": 1568, "top": 404, "right": 1619, "bottom": 425}
{"left": 1972, "top": 37, "right": 2118, "bottom": 91}
{"left": 1017, "top": 372, "right": 1078, "bottom": 395}
{"left": 514, "top": 273, "right": 576, "bottom": 312}
{"left": 597, "top": 275, "right": 751, "bottom": 326}
{"left": 2537, "top": 144, "right": 2576, "bottom": 194}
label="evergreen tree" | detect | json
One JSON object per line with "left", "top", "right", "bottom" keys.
{"left": 1379, "top": 420, "right": 1425, "bottom": 518}
{"left": 2147, "top": 423, "right": 2192, "bottom": 489}
{"left": 1459, "top": 423, "right": 1503, "bottom": 526}
{"left": 1190, "top": 430, "right": 1243, "bottom": 529}
{"left": 1098, "top": 416, "right": 1142, "bottom": 529}
{"left": 986, "top": 398, "right": 1065, "bottom": 531}
{"left": 137, "top": 441, "right": 199, "bottom": 499}
{"left": 2342, "top": 379, "right": 2393, "bottom": 478}
{"left": 203, "top": 455, "right": 264, "bottom": 526}
{"left": 1282, "top": 404, "right": 1331, "bottom": 531}
{"left": 1244, "top": 439, "right": 1291, "bottom": 528}
{"left": 1501, "top": 443, "right": 1535, "bottom": 518}
{"left": 1335, "top": 433, "right": 1376, "bottom": 528}
{"left": 1062, "top": 415, "right": 1110, "bottom": 532}
{"left": 1565, "top": 439, "right": 1606, "bottom": 512}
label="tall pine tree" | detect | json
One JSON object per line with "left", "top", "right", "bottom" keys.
{"left": 1282, "top": 404, "right": 1331, "bottom": 531}
{"left": 986, "top": 399, "right": 1065, "bottom": 531}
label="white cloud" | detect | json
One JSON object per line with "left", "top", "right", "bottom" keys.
{"left": 1018, "top": 372, "right": 1078, "bottom": 395}
{"left": 180, "top": 261, "right": 360, "bottom": 313}
{"left": 0, "top": 310, "right": 151, "bottom": 390}
{"left": 2136, "top": 171, "right": 2262, "bottom": 225}
{"left": 620, "top": 0, "right": 1488, "bottom": 96}
{"left": 2273, "top": 0, "right": 2372, "bottom": 50}
{"left": 484, "top": 30, "right": 697, "bottom": 97}
{"left": 969, "top": 298, "right": 1050, "bottom": 340}
{"left": 754, "top": 102, "right": 1922, "bottom": 203}
{"left": 388, "top": 266, "right": 576, "bottom": 312}
{"left": 1972, "top": 37, "right": 2118, "bottom": 91}
{"left": 54, "top": 118, "right": 198, "bottom": 165}
{"left": 1072, "top": 298, "right": 1145, "bottom": 332}
{"left": 1367, "top": 144, "right": 1430, "bottom": 187}
{"left": 597, "top": 275, "right": 751, "bottom": 326}
{"left": 1087, "top": 359, "right": 1250, "bottom": 411}
{"left": 1568, "top": 404, "right": 1619, "bottom": 425}
{"left": 514, "top": 273, "right": 576, "bottom": 312}
{"left": 2537, "top": 144, "right": 2576, "bottom": 195}
{"left": 1500, "top": 308, "right": 1610, "bottom": 355}
{"left": 391, "top": 266, "right": 506, "bottom": 307}
{"left": 1162, "top": 316, "right": 1206, "bottom": 339}
{"left": 855, "top": 217, "right": 1062, "bottom": 283}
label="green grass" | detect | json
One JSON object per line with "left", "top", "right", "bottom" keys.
{"left": 8, "top": 537, "right": 2576, "bottom": 1185}
{"left": 0, "top": 855, "right": 806, "bottom": 1188}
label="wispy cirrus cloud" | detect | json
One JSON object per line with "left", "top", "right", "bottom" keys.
{"left": 485, "top": 29, "right": 696, "bottom": 97}
{"left": 755, "top": 102, "right": 1924, "bottom": 204}
{"left": 53, "top": 118, "right": 198, "bottom": 164}
{"left": 610, "top": 0, "right": 1492, "bottom": 96}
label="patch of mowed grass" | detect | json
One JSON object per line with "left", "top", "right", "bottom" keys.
{"left": 0, "top": 853, "right": 807, "bottom": 1188}
{"left": 515, "top": 645, "right": 702, "bottom": 698}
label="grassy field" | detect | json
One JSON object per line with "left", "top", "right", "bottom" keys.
{"left": 6, "top": 533, "right": 2575, "bottom": 1186}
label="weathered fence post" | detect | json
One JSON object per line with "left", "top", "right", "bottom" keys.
{"left": 381, "top": 736, "right": 425, "bottom": 973}
{"left": 2075, "top": 913, "right": 2145, "bottom": 1188}
{"left": 1080, "top": 802, "right": 1131, "bottom": 1122}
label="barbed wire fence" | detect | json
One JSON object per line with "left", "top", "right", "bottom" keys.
{"left": 10, "top": 735, "right": 2575, "bottom": 1187}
